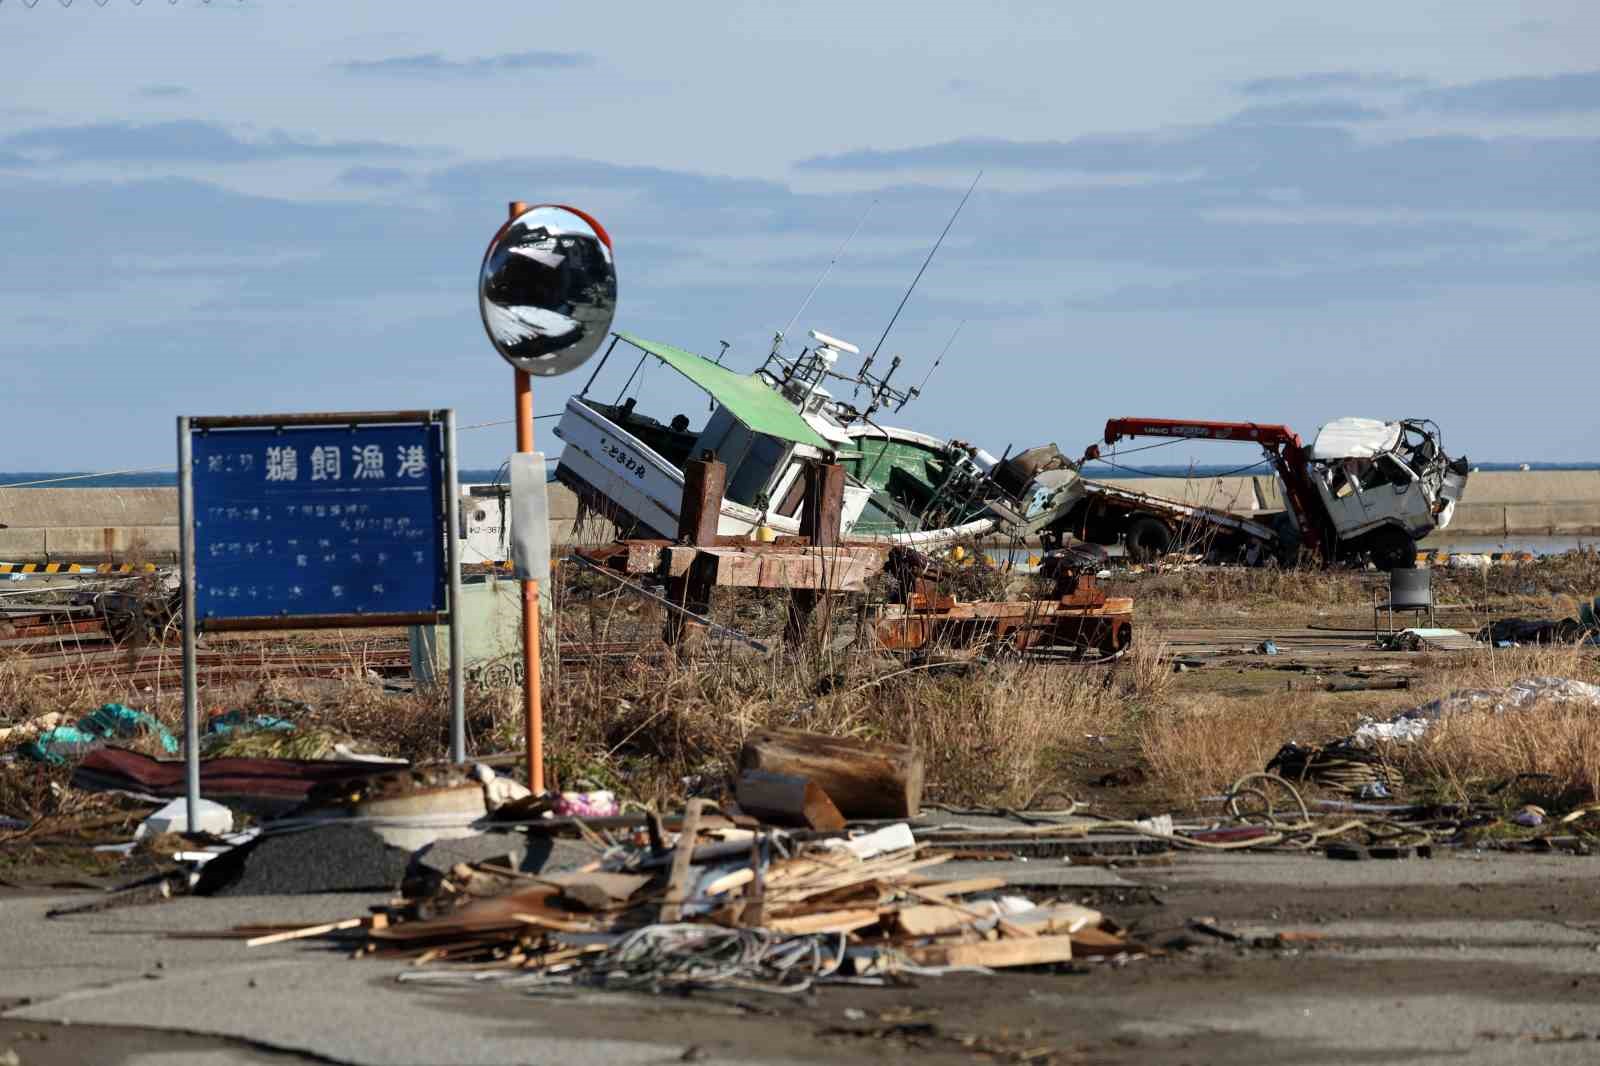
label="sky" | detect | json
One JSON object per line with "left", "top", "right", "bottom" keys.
{"left": 1, "top": 0, "right": 1596, "bottom": 471}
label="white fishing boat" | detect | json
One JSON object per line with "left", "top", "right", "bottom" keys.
{"left": 553, "top": 331, "right": 1068, "bottom": 546}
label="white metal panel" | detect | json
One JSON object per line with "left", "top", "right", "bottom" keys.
{"left": 1310, "top": 418, "right": 1402, "bottom": 461}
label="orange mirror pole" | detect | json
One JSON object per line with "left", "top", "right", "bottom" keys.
{"left": 508, "top": 199, "right": 545, "bottom": 795}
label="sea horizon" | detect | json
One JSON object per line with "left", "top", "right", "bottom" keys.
{"left": 2, "top": 461, "right": 1598, "bottom": 490}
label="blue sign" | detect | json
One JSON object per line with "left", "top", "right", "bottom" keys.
{"left": 190, "top": 423, "right": 445, "bottom": 621}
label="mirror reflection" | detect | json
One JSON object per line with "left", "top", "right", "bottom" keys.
{"left": 479, "top": 205, "right": 616, "bottom": 377}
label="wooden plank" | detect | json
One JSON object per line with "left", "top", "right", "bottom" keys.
{"left": 246, "top": 917, "right": 364, "bottom": 947}
{"left": 1069, "top": 925, "right": 1132, "bottom": 957}
{"left": 538, "top": 871, "right": 652, "bottom": 911}
{"left": 659, "top": 797, "right": 708, "bottom": 922}
{"left": 509, "top": 912, "right": 601, "bottom": 933}
{"left": 1006, "top": 902, "right": 1102, "bottom": 936}
{"left": 898, "top": 876, "right": 1007, "bottom": 897}
{"left": 905, "top": 885, "right": 1034, "bottom": 939}
{"left": 697, "top": 548, "right": 883, "bottom": 593}
{"left": 765, "top": 907, "right": 883, "bottom": 935}
{"left": 913, "top": 933, "right": 1075, "bottom": 969}
{"left": 896, "top": 903, "right": 983, "bottom": 937}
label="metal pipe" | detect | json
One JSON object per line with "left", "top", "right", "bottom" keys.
{"left": 444, "top": 409, "right": 466, "bottom": 765}
{"left": 579, "top": 334, "right": 620, "bottom": 399}
{"left": 176, "top": 416, "right": 200, "bottom": 834}
{"left": 614, "top": 353, "right": 647, "bottom": 405}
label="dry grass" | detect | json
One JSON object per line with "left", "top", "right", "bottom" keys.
{"left": 1136, "top": 692, "right": 1364, "bottom": 806}
{"left": 4, "top": 551, "right": 1595, "bottom": 827}
{"left": 540, "top": 629, "right": 1176, "bottom": 809}
{"left": 1396, "top": 702, "right": 1600, "bottom": 807}
{"left": 1379, "top": 644, "right": 1600, "bottom": 805}
{"left": 1138, "top": 644, "right": 1600, "bottom": 808}
{"left": 1123, "top": 566, "right": 1376, "bottom": 623}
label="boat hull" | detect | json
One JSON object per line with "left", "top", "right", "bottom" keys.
{"left": 554, "top": 399, "right": 991, "bottom": 547}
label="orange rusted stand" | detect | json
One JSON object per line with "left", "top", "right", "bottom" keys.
{"left": 508, "top": 200, "right": 545, "bottom": 794}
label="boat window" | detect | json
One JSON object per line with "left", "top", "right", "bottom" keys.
{"left": 727, "top": 432, "right": 788, "bottom": 507}
{"left": 692, "top": 407, "right": 738, "bottom": 459}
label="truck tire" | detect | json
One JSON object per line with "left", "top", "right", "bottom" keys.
{"left": 1124, "top": 516, "right": 1173, "bottom": 561}
{"left": 1368, "top": 528, "right": 1417, "bottom": 571}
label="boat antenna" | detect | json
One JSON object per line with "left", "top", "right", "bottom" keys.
{"left": 904, "top": 319, "right": 964, "bottom": 409}
{"left": 864, "top": 171, "right": 981, "bottom": 374}
{"left": 773, "top": 197, "right": 877, "bottom": 358}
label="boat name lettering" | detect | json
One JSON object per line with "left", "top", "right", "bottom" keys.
{"left": 598, "top": 437, "right": 646, "bottom": 480}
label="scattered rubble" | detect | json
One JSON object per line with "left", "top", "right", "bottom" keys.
{"left": 1352, "top": 676, "right": 1600, "bottom": 746}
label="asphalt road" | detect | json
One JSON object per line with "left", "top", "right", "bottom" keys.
{"left": 2, "top": 849, "right": 1598, "bottom": 1065}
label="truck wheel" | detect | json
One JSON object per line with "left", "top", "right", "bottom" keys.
{"left": 1125, "top": 517, "right": 1173, "bottom": 561}
{"left": 1370, "top": 529, "right": 1417, "bottom": 571}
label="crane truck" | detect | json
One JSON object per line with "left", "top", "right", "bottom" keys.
{"left": 1002, "top": 416, "right": 1468, "bottom": 569}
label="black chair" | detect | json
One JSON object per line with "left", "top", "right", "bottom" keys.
{"left": 1374, "top": 567, "right": 1435, "bottom": 637}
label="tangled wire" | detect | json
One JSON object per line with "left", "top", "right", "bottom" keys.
{"left": 568, "top": 924, "right": 850, "bottom": 995}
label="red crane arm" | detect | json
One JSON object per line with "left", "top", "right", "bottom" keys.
{"left": 1098, "top": 418, "right": 1303, "bottom": 450}
{"left": 1081, "top": 417, "right": 1326, "bottom": 559}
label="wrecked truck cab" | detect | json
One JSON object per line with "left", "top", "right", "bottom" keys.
{"left": 1307, "top": 417, "right": 1468, "bottom": 568}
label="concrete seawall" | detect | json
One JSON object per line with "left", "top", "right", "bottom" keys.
{"left": 2, "top": 471, "right": 1597, "bottom": 563}
{"left": 1094, "top": 470, "right": 1600, "bottom": 539}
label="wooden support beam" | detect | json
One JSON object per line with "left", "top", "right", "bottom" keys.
{"left": 790, "top": 461, "right": 847, "bottom": 645}
{"left": 799, "top": 461, "right": 845, "bottom": 547}
{"left": 662, "top": 552, "right": 716, "bottom": 649}
{"left": 678, "top": 454, "right": 726, "bottom": 547}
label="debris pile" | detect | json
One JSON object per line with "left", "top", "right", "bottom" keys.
{"left": 354, "top": 804, "right": 1143, "bottom": 993}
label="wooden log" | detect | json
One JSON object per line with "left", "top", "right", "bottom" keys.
{"left": 739, "top": 728, "right": 923, "bottom": 819}
{"left": 734, "top": 769, "right": 846, "bottom": 830}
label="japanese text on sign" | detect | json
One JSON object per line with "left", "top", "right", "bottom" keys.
{"left": 190, "top": 423, "right": 445, "bottom": 621}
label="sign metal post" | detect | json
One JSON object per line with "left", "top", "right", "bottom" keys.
{"left": 176, "top": 410, "right": 462, "bottom": 825}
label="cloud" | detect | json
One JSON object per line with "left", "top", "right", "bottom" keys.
{"left": 1237, "top": 71, "right": 1429, "bottom": 95}
{"left": 339, "top": 50, "right": 593, "bottom": 79}
{"left": 1227, "top": 98, "right": 1385, "bottom": 124}
{"left": 0, "top": 142, "right": 1595, "bottom": 469}
{"left": 1412, "top": 70, "right": 1600, "bottom": 115}
{"left": 794, "top": 125, "right": 1600, "bottom": 211}
{"left": 2, "top": 120, "right": 421, "bottom": 164}
{"left": 1069, "top": 245, "right": 1600, "bottom": 311}
{"left": 138, "top": 84, "right": 191, "bottom": 98}
{"left": 337, "top": 165, "right": 413, "bottom": 188}
{"left": 797, "top": 125, "right": 1359, "bottom": 174}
